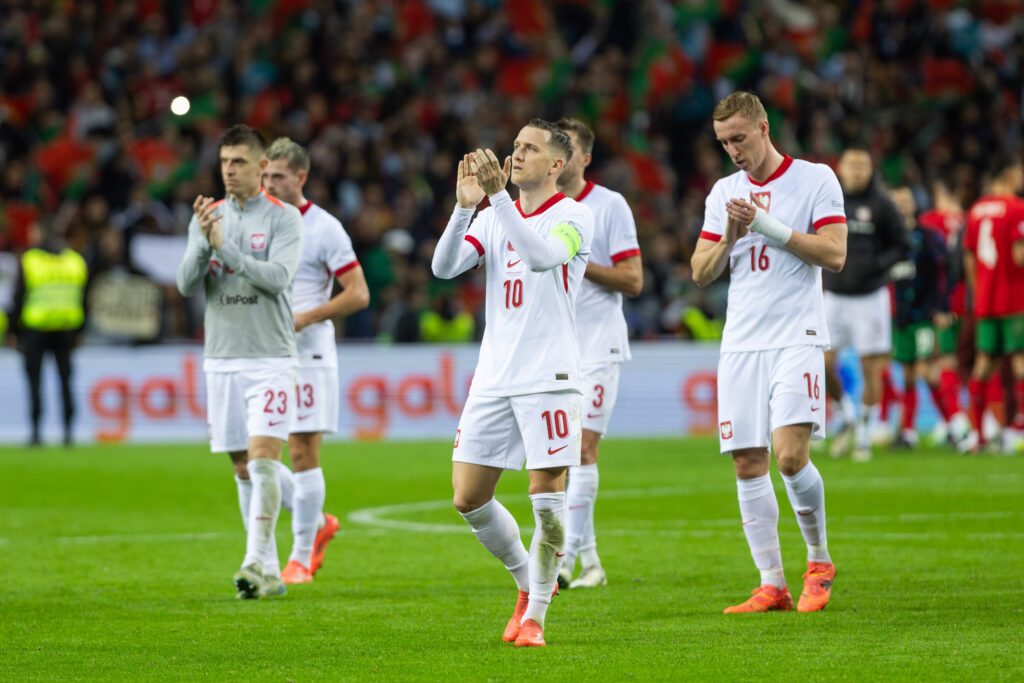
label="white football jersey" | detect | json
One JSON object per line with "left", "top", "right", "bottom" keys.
{"left": 700, "top": 156, "right": 846, "bottom": 352}
{"left": 464, "top": 193, "right": 594, "bottom": 397}
{"left": 574, "top": 182, "right": 641, "bottom": 364}
{"left": 292, "top": 202, "right": 359, "bottom": 368}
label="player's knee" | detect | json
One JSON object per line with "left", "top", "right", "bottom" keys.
{"left": 453, "top": 494, "right": 484, "bottom": 515}
{"left": 775, "top": 448, "right": 809, "bottom": 477}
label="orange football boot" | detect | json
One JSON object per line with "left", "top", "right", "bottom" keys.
{"left": 514, "top": 619, "right": 545, "bottom": 647}
{"left": 723, "top": 584, "right": 794, "bottom": 613}
{"left": 281, "top": 559, "right": 313, "bottom": 584}
{"left": 502, "top": 590, "right": 530, "bottom": 642}
{"left": 310, "top": 513, "right": 340, "bottom": 575}
{"left": 797, "top": 562, "right": 836, "bottom": 612}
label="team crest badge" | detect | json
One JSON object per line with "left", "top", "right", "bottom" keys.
{"left": 251, "top": 233, "right": 266, "bottom": 250}
{"left": 720, "top": 421, "right": 733, "bottom": 439}
{"left": 753, "top": 192, "right": 771, "bottom": 212}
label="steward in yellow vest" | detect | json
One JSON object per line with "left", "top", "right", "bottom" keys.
{"left": 11, "top": 233, "right": 88, "bottom": 447}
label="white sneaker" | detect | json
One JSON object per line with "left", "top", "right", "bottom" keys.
{"left": 928, "top": 420, "right": 949, "bottom": 445}
{"left": 829, "top": 426, "right": 853, "bottom": 459}
{"left": 1001, "top": 427, "right": 1024, "bottom": 454}
{"left": 947, "top": 412, "right": 972, "bottom": 446}
{"left": 233, "top": 562, "right": 264, "bottom": 599}
{"left": 870, "top": 421, "right": 895, "bottom": 446}
{"left": 957, "top": 430, "right": 980, "bottom": 454}
{"left": 852, "top": 443, "right": 872, "bottom": 462}
{"left": 982, "top": 411, "right": 1001, "bottom": 443}
{"left": 557, "top": 565, "right": 573, "bottom": 590}
{"left": 569, "top": 565, "right": 607, "bottom": 588}
{"left": 260, "top": 574, "right": 287, "bottom": 597}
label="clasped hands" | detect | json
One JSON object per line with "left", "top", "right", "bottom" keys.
{"left": 193, "top": 195, "right": 225, "bottom": 249}
{"left": 455, "top": 148, "right": 510, "bottom": 209}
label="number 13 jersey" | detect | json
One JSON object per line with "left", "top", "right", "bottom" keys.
{"left": 700, "top": 155, "right": 846, "bottom": 352}
{"left": 464, "top": 193, "right": 594, "bottom": 397}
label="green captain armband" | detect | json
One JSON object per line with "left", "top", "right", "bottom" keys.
{"left": 550, "top": 221, "right": 583, "bottom": 260}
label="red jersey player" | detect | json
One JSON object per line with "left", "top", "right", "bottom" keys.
{"left": 961, "top": 154, "right": 1024, "bottom": 452}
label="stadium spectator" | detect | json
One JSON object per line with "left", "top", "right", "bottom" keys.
{"left": 175, "top": 124, "right": 303, "bottom": 599}
{"left": 431, "top": 120, "right": 593, "bottom": 647}
{"left": 8, "top": 219, "right": 87, "bottom": 446}
{"left": 262, "top": 137, "right": 369, "bottom": 584}
{"left": 554, "top": 117, "right": 642, "bottom": 591}
{"left": 823, "top": 146, "right": 909, "bottom": 462}
{"left": 1, "top": 3, "right": 1020, "bottom": 344}
{"left": 691, "top": 91, "right": 846, "bottom": 614}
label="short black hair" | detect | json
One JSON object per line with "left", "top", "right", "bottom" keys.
{"left": 988, "top": 151, "right": 1022, "bottom": 180}
{"left": 526, "top": 118, "right": 573, "bottom": 163}
{"left": 218, "top": 124, "right": 265, "bottom": 153}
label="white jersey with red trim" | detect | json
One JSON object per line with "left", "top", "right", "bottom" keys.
{"left": 464, "top": 192, "right": 594, "bottom": 397}
{"left": 700, "top": 156, "right": 845, "bottom": 352}
{"left": 292, "top": 202, "right": 359, "bottom": 368}
{"left": 574, "top": 181, "right": 641, "bottom": 363}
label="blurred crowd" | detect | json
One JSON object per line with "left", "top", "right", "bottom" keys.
{"left": 0, "top": 0, "right": 1021, "bottom": 343}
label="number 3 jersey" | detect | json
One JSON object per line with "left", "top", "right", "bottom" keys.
{"left": 964, "top": 194, "right": 1024, "bottom": 318}
{"left": 700, "top": 156, "right": 846, "bottom": 352}
{"left": 464, "top": 193, "right": 594, "bottom": 397}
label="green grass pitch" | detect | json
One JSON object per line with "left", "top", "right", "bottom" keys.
{"left": 1, "top": 438, "right": 1022, "bottom": 681}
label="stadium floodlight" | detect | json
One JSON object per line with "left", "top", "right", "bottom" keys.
{"left": 170, "top": 96, "right": 191, "bottom": 116}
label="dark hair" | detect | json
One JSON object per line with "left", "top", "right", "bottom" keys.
{"left": 988, "top": 151, "right": 1022, "bottom": 180}
{"left": 218, "top": 124, "right": 265, "bottom": 153}
{"left": 526, "top": 118, "right": 573, "bottom": 162}
{"left": 555, "top": 117, "right": 595, "bottom": 155}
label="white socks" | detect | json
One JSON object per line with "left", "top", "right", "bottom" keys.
{"left": 277, "top": 461, "right": 295, "bottom": 513}
{"left": 736, "top": 474, "right": 784, "bottom": 589}
{"left": 290, "top": 468, "right": 327, "bottom": 568}
{"left": 242, "top": 458, "right": 282, "bottom": 577}
{"left": 459, "top": 498, "right": 530, "bottom": 592}
{"left": 564, "top": 464, "right": 600, "bottom": 572}
{"left": 782, "top": 461, "right": 830, "bottom": 563}
{"left": 523, "top": 492, "right": 566, "bottom": 628}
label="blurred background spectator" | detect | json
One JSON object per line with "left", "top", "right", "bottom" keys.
{"left": 0, "top": 0, "right": 1021, "bottom": 344}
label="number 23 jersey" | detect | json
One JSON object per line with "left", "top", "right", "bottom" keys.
{"left": 700, "top": 156, "right": 846, "bottom": 352}
{"left": 464, "top": 193, "right": 594, "bottom": 397}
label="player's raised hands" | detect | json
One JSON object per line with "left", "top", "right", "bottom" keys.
{"left": 194, "top": 195, "right": 224, "bottom": 249}
{"left": 456, "top": 155, "right": 485, "bottom": 209}
{"left": 473, "top": 148, "right": 510, "bottom": 196}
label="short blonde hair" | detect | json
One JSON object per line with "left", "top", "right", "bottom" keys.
{"left": 712, "top": 91, "right": 767, "bottom": 123}
{"left": 265, "top": 137, "right": 310, "bottom": 173}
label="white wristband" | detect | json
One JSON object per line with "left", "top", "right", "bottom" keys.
{"left": 750, "top": 207, "right": 793, "bottom": 245}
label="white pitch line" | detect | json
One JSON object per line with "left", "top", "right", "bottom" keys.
{"left": 0, "top": 527, "right": 390, "bottom": 547}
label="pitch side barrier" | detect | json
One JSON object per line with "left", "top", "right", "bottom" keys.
{"left": 0, "top": 343, "right": 936, "bottom": 445}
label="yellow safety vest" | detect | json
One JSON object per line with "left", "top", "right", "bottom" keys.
{"left": 21, "top": 248, "right": 88, "bottom": 331}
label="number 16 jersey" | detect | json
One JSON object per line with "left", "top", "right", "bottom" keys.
{"left": 463, "top": 193, "right": 594, "bottom": 397}
{"left": 700, "top": 156, "right": 846, "bottom": 352}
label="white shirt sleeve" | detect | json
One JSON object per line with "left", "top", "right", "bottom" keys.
{"left": 699, "top": 182, "right": 727, "bottom": 242}
{"left": 810, "top": 166, "right": 847, "bottom": 232}
{"left": 489, "top": 190, "right": 572, "bottom": 271}
{"left": 321, "top": 215, "right": 360, "bottom": 276}
{"left": 606, "top": 193, "right": 641, "bottom": 262}
{"left": 432, "top": 205, "right": 485, "bottom": 279}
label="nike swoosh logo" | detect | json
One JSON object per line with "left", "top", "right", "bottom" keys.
{"left": 555, "top": 552, "right": 565, "bottom": 557}
{"left": 547, "top": 445, "right": 568, "bottom": 455}
{"left": 507, "top": 259, "right": 521, "bottom": 268}
{"left": 797, "top": 508, "right": 818, "bottom": 516}
{"left": 586, "top": 413, "right": 602, "bottom": 418}
{"left": 811, "top": 406, "right": 821, "bottom": 412}
{"left": 297, "top": 414, "right": 313, "bottom": 421}
{"left": 268, "top": 420, "right": 284, "bottom": 426}
{"left": 742, "top": 519, "right": 756, "bottom": 526}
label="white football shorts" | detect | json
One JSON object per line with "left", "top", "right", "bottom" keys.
{"left": 206, "top": 365, "right": 296, "bottom": 453}
{"left": 452, "top": 391, "right": 583, "bottom": 471}
{"left": 290, "top": 365, "right": 339, "bottom": 434}
{"left": 716, "top": 345, "right": 826, "bottom": 453}
{"left": 824, "top": 286, "right": 892, "bottom": 356}
{"left": 580, "top": 362, "right": 622, "bottom": 436}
